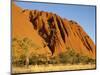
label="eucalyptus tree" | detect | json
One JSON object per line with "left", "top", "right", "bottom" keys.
{"left": 17, "top": 37, "right": 33, "bottom": 67}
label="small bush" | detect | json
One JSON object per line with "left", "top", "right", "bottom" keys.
{"left": 48, "top": 56, "right": 59, "bottom": 64}
{"left": 29, "top": 53, "right": 48, "bottom": 65}
{"left": 58, "top": 48, "right": 95, "bottom": 65}
{"left": 12, "top": 54, "right": 26, "bottom": 67}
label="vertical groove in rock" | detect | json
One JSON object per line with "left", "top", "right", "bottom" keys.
{"left": 56, "top": 16, "right": 65, "bottom": 43}
{"left": 13, "top": 3, "right": 95, "bottom": 58}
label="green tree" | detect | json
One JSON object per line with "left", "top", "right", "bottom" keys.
{"left": 17, "top": 37, "right": 33, "bottom": 67}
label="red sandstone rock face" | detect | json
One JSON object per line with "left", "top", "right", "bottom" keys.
{"left": 12, "top": 3, "right": 96, "bottom": 59}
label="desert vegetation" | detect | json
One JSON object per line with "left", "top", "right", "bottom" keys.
{"left": 12, "top": 37, "right": 95, "bottom": 74}
{"left": 12, "top": 38, "right": 95, "bottom": 66}
{"left": 12, "top": 37, "right": 42, "bottom": 67}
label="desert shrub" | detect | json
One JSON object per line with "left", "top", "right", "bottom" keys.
{"left": 78, "top": 55, "right": 88, "bottom": 64}
{"left": 17, "top": 54, "right": 26, "bottom": 66}
{"left": 12, "top": 54, "right": 26, "bottom": 67}
{"left": 88, "top": 58, "right": 96, "bottom": 64}
{"left": 59, "top": 49, "right": 78, "bottom": 64}
{"left": 78, "top": 55, "right": 96, "bottom": 64}
{"left": 29, "top": 55, "right": 38, "bottom": 65}
{"left": 29, "top": 53, "right": 48, "bottom": 65}
{"left": 36, "top": 55, "right": 47, "bottom": 65}
{"left": 58, "top": 48, "right": 95, "bottom": 65}
{"left": 59, "top": 51, "right": 69, "bottom": 64}
{"left": 48, "top": 56, "right": 59, "bottom": 64}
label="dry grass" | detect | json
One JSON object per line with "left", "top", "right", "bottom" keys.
{"left": 12, "top": 64, "right": 96, "bottom": 74}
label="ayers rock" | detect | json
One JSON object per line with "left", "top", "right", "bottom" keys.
{"left": 12, "top": 3, "right": 96, "bottom": 59}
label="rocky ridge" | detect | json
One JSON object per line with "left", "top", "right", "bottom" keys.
{"left": 12, "top": 3, "right": 96, "bottom": 59}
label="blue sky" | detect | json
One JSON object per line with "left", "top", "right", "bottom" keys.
{"left": 15, "top": 1, "right": 96, "bottom": 43}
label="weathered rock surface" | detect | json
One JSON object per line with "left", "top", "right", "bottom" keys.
{"left": 12, "top": 3, "right": 96, "bottom": 59}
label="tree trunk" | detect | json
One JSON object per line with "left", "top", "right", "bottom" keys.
{"left": 25, "top": 56, "right": 29, "bottom": 68}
